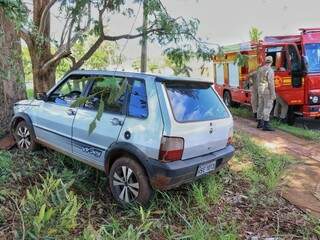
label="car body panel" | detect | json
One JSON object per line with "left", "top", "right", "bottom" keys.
{"left": 72, "top": 108, "right": 125, "bottom": 167}
{"left": 118, "top": 75, "right": 164, "bottom": 160}
{"left": 13, "top": 70, "right": 234, "bottom": 191}
{"left": 32, "top": 101, "right": 76, "bottom": 153}
{"left": 156, "top": 81, "right": 233, "bottom": 160}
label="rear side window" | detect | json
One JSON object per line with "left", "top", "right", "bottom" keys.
{"left": 128, "top": 80, "right": 148, "bottom": 118}
{"left": 165, "top": 82, "right": 229, "bottom": 122}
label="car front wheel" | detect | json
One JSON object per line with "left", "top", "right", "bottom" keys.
{"left": 14, "top": 121, "right": 37, "bottom": 151}
{"left": 109, "top": 156, "right": 154, "bottom": 207}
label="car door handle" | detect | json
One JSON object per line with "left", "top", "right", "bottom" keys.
{"left": 66, "top": 108, "right": 76, "bottom": 116}
{"left": 110, "top": 118, "right": 123, "bottom": 126}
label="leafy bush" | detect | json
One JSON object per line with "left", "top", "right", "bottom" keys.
{"left": 21, "top": 174, "right": 81, "bottom": 239}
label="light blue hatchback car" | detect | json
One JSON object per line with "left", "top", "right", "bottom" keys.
{"left": 11, "top": 70, "right": 234, "bottom": 206}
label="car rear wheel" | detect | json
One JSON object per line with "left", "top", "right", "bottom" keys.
{"left": 14, "top": 121, "right": 37, "bottom": 151}
{"left": 109, "top": 156, "right": 153, "bottom": 207}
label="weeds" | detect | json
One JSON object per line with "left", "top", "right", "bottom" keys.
{"left": 234, "top": 132, "right": 293, "bottom": 191}
{"left": 272, "top": 120, "right": 320, "bottom": 141}
{"left": 0, "top": 151, "right": 12, "bottom": 184}
{"left": 229, "top": 107, "right": 253, "bottom": 119}
{"left": 184, "top": 217, "right": 213, "bottom": 240}
{"left": 20, "top": 174, "right": 81, "bottom": 239}
{"left": 0, "top": 131, "right": 318, "bottom": 239}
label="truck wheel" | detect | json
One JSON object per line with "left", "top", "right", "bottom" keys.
{"left": 286, "top": 107, "right": 296, "bottom": 126}
{"left": 223, "top": 91, "right": 239, "bottom": 108}
{"left": 109, "top": 156, "right": 154, "bottom": 207}
{"left": 13, "top": 121, "right": 38, "bottom": 151}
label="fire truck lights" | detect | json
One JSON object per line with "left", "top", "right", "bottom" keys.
{"left": 310, "top": 96, "right": 319, "bottom": 104}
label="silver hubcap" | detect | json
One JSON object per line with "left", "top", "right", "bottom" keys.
{"left": 113, "top": 166, "right": 140, "bottom": 203}
{"left": 17, "top": 126, "right": 31, "bottom": 150}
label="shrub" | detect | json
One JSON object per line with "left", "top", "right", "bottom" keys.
{"left": 21, "top": 174, "right": 81, "bottom": 239}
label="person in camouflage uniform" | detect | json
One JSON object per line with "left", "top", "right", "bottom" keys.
{"left": 273, "top": 94, "right": 288, "bottom": 123}
{"left": 257, "top": 56, "right": 276, "bottom": 131}
{"left": 248, "top": 70, "right": 259, "bottom": 119}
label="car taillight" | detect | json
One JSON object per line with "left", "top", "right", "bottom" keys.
{"left": 159, "top": 136, "right": 184, "bottom": 162}
{"left": 227, "top": 137, "right": 233, "bottom": 145}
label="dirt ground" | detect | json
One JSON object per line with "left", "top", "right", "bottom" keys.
{"left": 234, "top": 116, "right": 320, "bottom": 217}
{"left": 0, "top": 135, "right": 15, "bottom": 150}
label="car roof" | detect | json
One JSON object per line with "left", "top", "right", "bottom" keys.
{"left": 67, "top": 70, "right": 212, "bottom": 83}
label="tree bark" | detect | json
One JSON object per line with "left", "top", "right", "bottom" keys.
{"left": 0, "top": 7, "right": 26, "bottom": 133}
{"left": 30, "top": 0, "right": 56, "bottom": 94}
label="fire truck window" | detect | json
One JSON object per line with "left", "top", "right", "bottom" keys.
{"left": 228, "top": 63, "right": 240, "bottom": 87}
{"left": 215, "top": 64, "right": 224, "bottom": 85}
{"left": 288, "top": 45, "right": 300, "bottom": 72}
{"left": 265, "top": 46, "right": 287, "bottom": 72}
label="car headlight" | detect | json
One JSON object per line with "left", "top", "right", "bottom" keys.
{"left": 309, "top": 96, "right": 319, "bottom": 104}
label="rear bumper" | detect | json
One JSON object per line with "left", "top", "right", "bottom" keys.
{"left": 147, "top": 145, "right": 235, "bottom": 190}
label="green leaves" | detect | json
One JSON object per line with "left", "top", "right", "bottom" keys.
{"left": 22, "top": 174, "right": 81, "bottom": 239}
{"left": 70, "top": 96, "right": 89, "bottom": 108}
{"left": 249, "top": 27, "right": 263, "bottom": 43}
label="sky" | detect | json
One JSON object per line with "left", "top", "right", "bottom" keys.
{"left": 26, "top": 0, "right": 320, "bottom": 75}
{"left": 105, "top": 0, "right": 320, "bottom": 60}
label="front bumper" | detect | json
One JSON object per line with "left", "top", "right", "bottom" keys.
{"left": 303, "top": 104, "right": 320, "bottom": 118}
{"left": 147, "top": 145, "right": 235, "bottom": 190}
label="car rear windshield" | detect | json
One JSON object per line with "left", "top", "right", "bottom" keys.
{"left": 165, "top": 82, "right": 229, "bottom": 122}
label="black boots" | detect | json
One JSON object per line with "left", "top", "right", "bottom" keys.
{"left": 258, "top": 120, "right": 275, "bottom": 131}
{"left": 263, "top": 121, "right": 274, "bottom": 131}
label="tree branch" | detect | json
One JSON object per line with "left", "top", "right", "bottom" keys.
{"left": 20, "top": 28, "right": 32, "bottom": 49}
{"left": 39, "top": 0, "right": 58, "bottom": 34}
{"left": 103, "top": 28, "right": 163, "bottom": 41}
{"left": 69, "top": 36, "right": 104, "bottom": 72}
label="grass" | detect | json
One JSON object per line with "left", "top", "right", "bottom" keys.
{"left": 271, "top": 120, "right": 320, "bottom": 141}
{"left": 230, "top": 106, "right": 320, "bottom": 141}
{"left": 233, "top": 132, "right": 294, "bottom": 191}
{"left": 229, "top": 107, "right": 253, "bottom": 119}
{"left": 0, "top": 132, "right": 319, "bottom": 239}
{"left": 0, "top": 151, "right": 12, "bottom": 184}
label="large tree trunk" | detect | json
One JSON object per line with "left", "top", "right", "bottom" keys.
{"left": 29, "top": 0, "right": 56, "bottom": 94}
{"left": 0, "top": 8, "right": 26, "bottom": 134}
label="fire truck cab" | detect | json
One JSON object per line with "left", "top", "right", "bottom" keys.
{"left": 213, "top": 28, "right": 320, "bottom": 122}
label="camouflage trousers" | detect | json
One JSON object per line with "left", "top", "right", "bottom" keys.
{"left": 250, "top": 87, "right": 258, "bottom": 113}
{"left": 274, "top": 95, "right": 288, "bottom": 119}
{"left": 257, "top": 94, "right": 274, "bottom": 121}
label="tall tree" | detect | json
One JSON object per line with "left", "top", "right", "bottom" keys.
{"left": 2, "top": 0, "right": 211, "bottom": 94}
{"left": 0, "top": 6, "right": 26, "bottom": 133}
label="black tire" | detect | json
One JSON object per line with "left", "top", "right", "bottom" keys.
{"left": 13, "top": 121, "right": 38, "bottom": 151}
{"left": 223, "top": 91, "right": 239, "bottom": 108}
{"left": 286, "top": 107, "right": 296, "bottom": 126}
{"left": 109, "top": 156, "right": 154, "bottom": 207}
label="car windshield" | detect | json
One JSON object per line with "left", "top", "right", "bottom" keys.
{"left": 165, "top": 82, "right": 229, "bottom": 122}
{"left": 305, "top": 43, "right": 320, "bottom": 73}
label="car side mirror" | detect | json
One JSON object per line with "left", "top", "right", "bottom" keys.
{"left": 36, "top": 92, "right": 48, "bottom": 101}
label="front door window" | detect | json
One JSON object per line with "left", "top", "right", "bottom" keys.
{"left": 48, "top": 76, "right": 90, "bottom": 106}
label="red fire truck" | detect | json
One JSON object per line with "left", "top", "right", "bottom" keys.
{"left": 213, "top": 28, "right": 320, "bottom": 122}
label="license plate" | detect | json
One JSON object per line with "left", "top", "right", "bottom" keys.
{"left": 196, "top": 161, "right": 216, "bottom": 177}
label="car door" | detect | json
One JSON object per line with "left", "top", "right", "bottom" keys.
{"left": 71, "top": 75, "right": 128, "bottom": 166}
{"left": 33, "top": 75, "right": 90, "bottom": 153}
